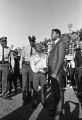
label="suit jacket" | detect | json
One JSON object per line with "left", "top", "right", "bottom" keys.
{"left": 74, "top": 48, "right": 82, "bottom": 67}
{"left": 46, "top": 38, "right": 66, "bottom": 114}
{"left": 48, "top": 38, "right": 66, "bottom": 81}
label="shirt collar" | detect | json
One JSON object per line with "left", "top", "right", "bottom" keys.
{"left": 35, "top": 52, "right": 41, "bottom": 57}
{"left": 55, "top": 38, "right": 60, "bottom": 44}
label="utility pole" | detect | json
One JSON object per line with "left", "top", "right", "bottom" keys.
{"left": 0, "top": 37, "right": 7, "bottom": 63}
{"left": 68, "top": 23, "right": 73, "bottom": 33}
{"left": 2, "top": 46, "right": 4, "bottom": 63}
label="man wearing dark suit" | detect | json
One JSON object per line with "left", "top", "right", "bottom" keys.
{"left": 44, "top": 29, "right": 65, "bottom": 120}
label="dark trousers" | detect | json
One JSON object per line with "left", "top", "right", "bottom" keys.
{"left": 9, "top": 72, "right": 18, "bottom": 93}
{"left": 19, "top": 74, "right": 22, "bottom": 88}
{"left": 33, "top": 72, "right": 47, "bottom": 104}
{"left": 44, "top": 78, "right": 60, "bottom": 112}
{"left": 1, "top": 63, "right": 9, "bottom": 98}
{"left": 0, "top": 67, "right": 2, "bottom": 93}
{"left": 77, "top": 67, "right": 82, "bottom": 94}
{"left": 22, "top": 64, "right": 33, "bottom": 102}
{"left": 70, "top": 68, "right": 75, "bottom": 86}
{"left": 0, "top": 70, "right": 2, "bottom": 81}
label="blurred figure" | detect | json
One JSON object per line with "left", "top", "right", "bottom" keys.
{"left": 62, "top": 58, "right": 67, "bottom": 88}
{"left": 8, "top": 50, "right": 15, "bottom": 94}
{"left": 0, "top": 44, "right": 2, "bottom": 93}
{"left": 70, "top": 57, "right": 75, "bottom": 87}
{"left": 74, "top": 41, "right": 82, "bottom": 98}
{"left": 13, "top": 49, "right": 20, "bottom": 93}
{"left": 1, "top": 45, "right": 10, "bottom": 99}
{"left": 8, "top": 49, "right": 20, "bottom": 94}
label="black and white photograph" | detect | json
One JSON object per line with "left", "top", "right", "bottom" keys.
{"left": 0, "top": 0, "right": 82, "bottom": 120}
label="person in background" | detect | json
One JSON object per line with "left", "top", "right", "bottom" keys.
{"left": 13, "top": 49, "right": 20, "bottom": 93}
{"left": 30, "top": 43, "right": 48, "bottom": 109}
{"left": 1, "top": 45, "right": 10, "bottom": 99}
{"left": 0, "top": 44, "right": 2, "bottom": 93}
{"left": 62, "top": 58, "right": 67, "bottom": 88}
{"left": 70, "top": 56, "right": 75, "bottom": 87}
{"left": 20, "top": 35, "right": 36, "bottom": 105}
{"left": 8, "top": 48, "right": 22, "bottom": 94}
{"left": 74, "top": 41, "right": 82, "bottom": 99}
{"left": 8, "top": 49, "right": 15, "bottom": 94}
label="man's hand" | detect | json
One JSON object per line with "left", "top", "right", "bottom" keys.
{"left": 43, "top": 68, "right": 47, "bottom": 74}
{"left": 51, "top": 73, "right": 57, "bottom": 79}
{"left": 11, "top": 68, "right": 14, "bottom": 73}
{"left": 20, "top": 68, "right": 22, "bottom": 74}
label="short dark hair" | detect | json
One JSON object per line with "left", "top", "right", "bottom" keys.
{"left": 52, "top": 29, "right": 61, "bottom": 37}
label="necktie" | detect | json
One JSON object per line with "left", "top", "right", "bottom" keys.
{"left": 30, "top": 46, "right": 32, "bottom": 56}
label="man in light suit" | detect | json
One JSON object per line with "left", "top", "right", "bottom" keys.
{"left": 44, "top": 29, "right": 66, "bottom": 119}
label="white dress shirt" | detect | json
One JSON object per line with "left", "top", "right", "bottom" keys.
{"left": 30, "top": 52, "right": 48, "bottom": 73}
{"left": 0, "top": 44, "right": 10, "bottom": 62}
{"left": 0, "top": 44, "right": 2, "bottom": 61}
{"left": 47, "top": 38, "right": 60, "bottom": 54}
{"left": 9, "top": 51, "right": 15, "bottom": 69}
{"left": 55, "top": 38, "right": 60, "bottom": 44}
{"left": 70, "top": 60, "right": 75, "bottom": 68}
{"left": 47, "top": 41, "right": 53, "bottom": 55}
{"left": 20, "top": 45, "right": 35, "bottom": 69}
{"left": 4, "top": 47, "right": 10, "bottom": 61}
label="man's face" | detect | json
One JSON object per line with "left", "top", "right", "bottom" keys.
{"left": 29, "top": 41, "right": 35, "bottom": 47}
{"left": 51, "top": 31, "right": 58, "bottom": 40}
{"left": 35, "top": 44, "right": 42, "bottom": 53}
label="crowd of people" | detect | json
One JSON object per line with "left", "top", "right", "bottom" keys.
{"left": 0, "top": 28, "right": 82, "bottom": 119}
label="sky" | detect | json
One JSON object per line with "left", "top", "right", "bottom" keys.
{"left": 0, "top": 0, "right": 82, "bottom": 48}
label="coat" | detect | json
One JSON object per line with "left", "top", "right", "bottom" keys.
{"left": 48, "top": 38, "right": 66, "bottom": 81}
{"left": 47, "top": 38, "right": 66, "bottom": 116}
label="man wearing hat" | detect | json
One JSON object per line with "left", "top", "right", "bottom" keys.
{"left": 30, "top": 43, "right": 48, "bottom": 109}
{"left": 20, "top": 35, "right": 36, "bottom": 105}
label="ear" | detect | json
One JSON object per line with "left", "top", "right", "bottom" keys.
{"left": 57, "top": 33, "right": 59, "bottom": 37}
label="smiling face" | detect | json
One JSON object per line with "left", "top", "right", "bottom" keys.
{"left": 35, "top": 43, "right": 42, "bottom": 52}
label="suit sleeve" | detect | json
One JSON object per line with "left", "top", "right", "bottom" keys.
{"left": 55, "top": 41, "right": 65, "bottom": 76}
{"left": 74, "top": 51, "right": 78, "bottom": 67}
